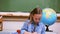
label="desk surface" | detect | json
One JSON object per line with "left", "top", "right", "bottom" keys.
{"left": 46, "top": 32, "right": 57, "bottom": 34}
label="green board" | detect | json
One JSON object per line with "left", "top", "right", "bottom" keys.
{"left": 0, "top": 0, "right": 60, "bottom": 13}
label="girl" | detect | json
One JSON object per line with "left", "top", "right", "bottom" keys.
{"left": 21, "top": 7, "right": 45, "bottom": 34}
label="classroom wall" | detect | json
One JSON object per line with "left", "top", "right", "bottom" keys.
{"left": 0, "top": 0, "right": 60, "bottom": 13}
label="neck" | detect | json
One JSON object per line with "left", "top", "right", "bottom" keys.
{"left": 34, "top": 22, "right": 39, "bottom": 26}
{"left": 32, "top": 21, "right": 39, "bottom": 26}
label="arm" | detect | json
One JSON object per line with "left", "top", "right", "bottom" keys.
{"left": 20, "top": 20, "right": 32, "bottom": 34}
{"left": 20, "top": 21, "right": 28, "bottom": 34}
{"left": 41, "top": 25, "right": 45, "bottom": 34}
{"left": 36, "top": 26, "right": 45, "bottom": 34}
{"left": 32, "top": 32, "right": 38, "bottom": 34}
{"left": 21, "top": 30, "right": 32, "bottom": 34}
{"left": 36, "top": 23, "right": 45, "bottom": 34}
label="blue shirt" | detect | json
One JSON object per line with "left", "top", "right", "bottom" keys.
{"left": 21, "top": 20, "right": 45, "bottom": 34}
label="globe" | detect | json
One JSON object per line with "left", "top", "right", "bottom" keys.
{"left": 41, "top": 8, "right": 57, "bottom": 31}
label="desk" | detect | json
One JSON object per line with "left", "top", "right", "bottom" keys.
{"left": 0, "top": 16, "right": 3, "bottom": 31}
{"left": 46, "top": 32, "right": 57, "bottom": 34}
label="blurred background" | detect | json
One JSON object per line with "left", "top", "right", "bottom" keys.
{"left": 0, "top": 0, "right": 60, "bottom": 34}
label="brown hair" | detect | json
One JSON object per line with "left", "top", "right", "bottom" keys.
{"left": 29, "top": 7, "right": 42, "bottom": 23}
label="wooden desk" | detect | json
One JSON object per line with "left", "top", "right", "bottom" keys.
{"left": 0, "top": 16, "right": 3, "bottom": 31}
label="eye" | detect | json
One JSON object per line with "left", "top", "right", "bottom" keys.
{"left": 35, "top": 18, "right": 40, "bottom": 20}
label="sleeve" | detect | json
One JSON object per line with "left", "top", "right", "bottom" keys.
{"left": 37, "top": 23, "right": 45, "bottom": 34}
{"left": 41, "top": 25, "right": 45, "bottom": 34}
{"left": 20, "top": 20, "right": 29, "bottom": 34}
{"left": 11, "top": 32, "right": 18, "bottom": 34}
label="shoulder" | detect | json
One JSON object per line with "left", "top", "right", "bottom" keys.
{"left": 24, "top": 20, "right": 30, "bottom": 25}
{"left": 25, "top": 20, "right": 30, "bottom": 23}
{"left": 39, "top": 22, "right": 45, "bottom": 27}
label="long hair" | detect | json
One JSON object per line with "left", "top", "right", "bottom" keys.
{"left": 28, "top": 7, "right": 42, "bottom": 23}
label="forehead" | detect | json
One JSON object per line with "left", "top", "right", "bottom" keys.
{"left": 33, "top": 14, "right": 42, "bottom": 17}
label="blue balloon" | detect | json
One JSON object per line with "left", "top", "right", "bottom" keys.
{"left": 41, "top": 8, "right": 57, "bottom": 26}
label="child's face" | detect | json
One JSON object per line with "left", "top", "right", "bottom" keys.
{"left": 33, "top": 14, "right": 42, "bottom": 24}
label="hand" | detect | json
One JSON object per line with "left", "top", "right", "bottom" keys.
{"left": 32, "top": 32, "right": 38, "bottom": 34}
{"left": 24, "top": 31, "right": 32, "bottom": 34}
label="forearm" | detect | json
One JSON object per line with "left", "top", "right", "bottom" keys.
{"left": 24, "top": 31, "right": 38, "bottom": 34}
{"left": 32, "top": 32, "right": 38, "bottom": 34}
{"left": 24, "top": 31, "right": 32, "bottom": 34}
{"left": 21, "top": 30, "right": 38, "bottom": 34}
